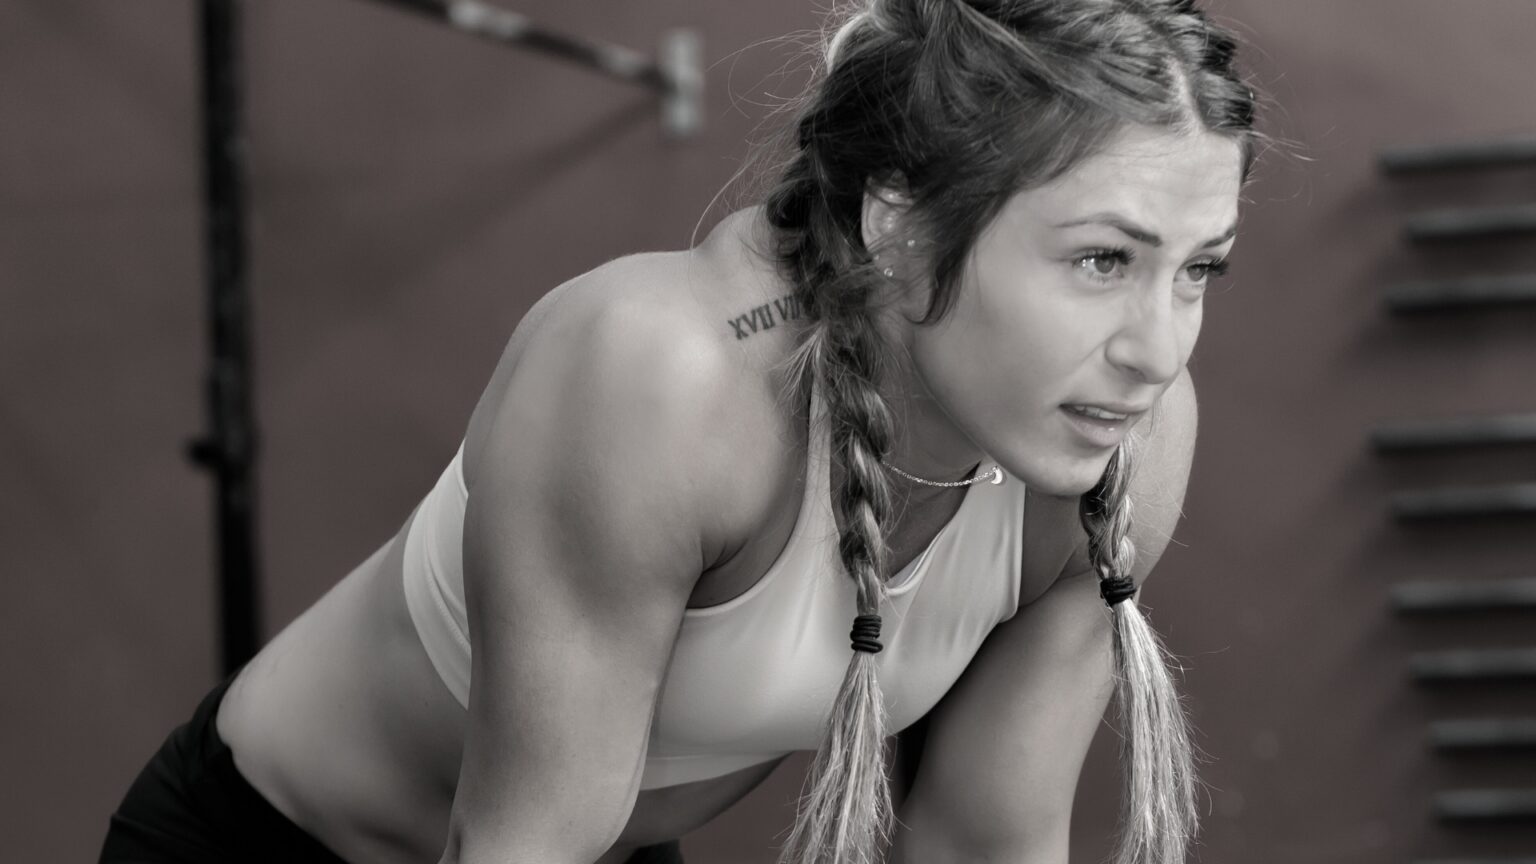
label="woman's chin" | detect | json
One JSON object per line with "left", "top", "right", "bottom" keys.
{"left": 1003, "top": 452, "right": 1114, "bottom": 498}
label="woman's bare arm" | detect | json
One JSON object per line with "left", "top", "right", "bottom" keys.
{"left": 888, "top": 370, "right": 1198, "bottom": 863}
{"left": 440, "top": 293, "right": 737, "bottom": 863}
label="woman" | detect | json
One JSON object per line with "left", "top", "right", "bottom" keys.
{"left": 101, "top": 1, "right": 1258, "bottom": 862}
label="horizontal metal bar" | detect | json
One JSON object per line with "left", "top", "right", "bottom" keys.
{"left": 1386, "top": 274, "right": 1536, "bottom": 314}
{"left": 1411, "top": 650, "right": 1536, "bottom": 682}
{"left": 1431, "top": 718, "right": 1536, "bottom": 751}
{"left": 1435, "top": 788, "right": 1536, "bottom": 821}
{"left": 1418, "top": 859, "right": 1536, "bottom": 864}
{"left": 364, "top": 0, "right": 671, "bottom": 93}
{"left": 1393, "top": 579, "right": 1536, "bottom": 613}
{"left": 1381, "top": 139, "right": 1536, "bottom": 174}
{"left": 1373, "top": 413, "right": 1536, "bottom": 451}
{"left": 1392, "top": 484, "right": 1536, "bottom": 521}
{"left": 1406, "top": 205, "right": 1536, "bottom": 242}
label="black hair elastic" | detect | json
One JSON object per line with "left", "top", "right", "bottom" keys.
{"left": 850, "top": 614, "right": 884, "bottom": 654}
{"left": 1100, "top": 575, "right": 1138, "bottom": 607}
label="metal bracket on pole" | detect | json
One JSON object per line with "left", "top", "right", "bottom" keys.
{"left": 659, "top": 29, "right": 703, "bottom": 139}
{"left": 368, "top": 0, "right": 704, "bottom": 138}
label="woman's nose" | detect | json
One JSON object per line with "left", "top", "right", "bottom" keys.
{"left": 1104, "top": 292, "right": 1183, "bottom": 386}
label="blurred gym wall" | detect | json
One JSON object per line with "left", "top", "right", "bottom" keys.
{"left": 2, "top": 1, "right": 1535, "bottom": 862}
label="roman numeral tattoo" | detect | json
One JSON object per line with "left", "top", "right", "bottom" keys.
{"left": 727, "top": 294, "right": 804, "bottom": 340}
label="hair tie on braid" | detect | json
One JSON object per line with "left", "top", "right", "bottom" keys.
{"left": 1100, "top": 574, "right": 1138, "bottom": 607}
{"left": 850, "top": 613, "right": 884, "bottom": 654}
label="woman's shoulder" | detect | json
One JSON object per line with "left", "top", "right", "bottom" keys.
{"left": 465, "top": 210, "right": 807, "bottom": 560}
{"left": 539, "top": 209, "right": 792, "bottom": 351}
{"left": 499, "top": 209, "right": 785, "bottom": 368}
{"left": 509, "top": 211, "right": 797, "bottom": 428}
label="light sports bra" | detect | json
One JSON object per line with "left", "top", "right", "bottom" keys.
{"left": 402, "top": 383, "right": 1027, "bottom": 790}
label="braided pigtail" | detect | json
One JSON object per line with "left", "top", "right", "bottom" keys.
{"left": 777, "top": 311, "right": 899, "bottom": 864}
{"left": 1080, "top": 443, "right": 1198, "bottom": 864}
{"left": 764, "top": 14, "right": 905, "bottom": 861}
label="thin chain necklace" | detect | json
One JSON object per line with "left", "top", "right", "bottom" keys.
{"left": 880, "top": 460, "right": 1005, "bottom": 488}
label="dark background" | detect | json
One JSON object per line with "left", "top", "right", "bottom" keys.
{"left": 4, "top": 1, "right": 1536, "bottom": 861}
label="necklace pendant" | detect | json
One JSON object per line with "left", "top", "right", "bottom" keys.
{"left": 878, "top": 459, "right": 1005, "bottom": 488}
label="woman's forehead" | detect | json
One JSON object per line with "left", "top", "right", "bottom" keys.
{"left": 1005, "top": 126, "right": 1244, "bottom": 240}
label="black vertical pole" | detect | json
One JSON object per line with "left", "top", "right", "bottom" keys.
{"left": 188, "top": 0, "right": 261, "bottom": 676}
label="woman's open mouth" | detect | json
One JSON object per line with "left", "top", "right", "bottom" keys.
{"left": 1061, "top": 403, "right": 1143, "bottom": 447}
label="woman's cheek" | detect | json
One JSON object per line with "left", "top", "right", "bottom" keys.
{"left": 1178, "top": 303, "right": 1204, "bottom": 360}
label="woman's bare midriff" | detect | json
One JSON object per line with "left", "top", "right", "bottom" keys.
{"left": 215, "top": 500, "right": 793, "bottom": 864}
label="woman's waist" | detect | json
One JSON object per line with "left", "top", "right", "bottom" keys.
{"left": 624, "top": 754, "right": 793, "bottom": 845}
{"left": 221, "top": 511, "right": 797, "bottom": 856}
{"left": 215, "top": 518, "right": 466, "bottom": 861}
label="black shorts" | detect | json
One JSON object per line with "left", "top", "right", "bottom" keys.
{"left": 99, "top": 671, "right": 685, "bottom": 863}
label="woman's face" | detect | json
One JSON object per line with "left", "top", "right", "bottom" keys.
{"left": 893, "top": 124, "right": 1244, "bottom": 496}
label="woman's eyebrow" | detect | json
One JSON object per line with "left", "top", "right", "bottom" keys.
{"left": 1054, "top": 213, "right": 1239, "bottom": 249}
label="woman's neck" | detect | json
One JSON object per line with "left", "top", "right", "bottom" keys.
{"left": 879, "top": 369, "right": 988, "bottom": 485}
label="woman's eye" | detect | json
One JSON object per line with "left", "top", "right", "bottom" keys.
{"left": 1075, "top": 249, "right": 1133, "bottom": 282}
{"left": 1183, "top": 259, "right": 1230, "bottom": 284}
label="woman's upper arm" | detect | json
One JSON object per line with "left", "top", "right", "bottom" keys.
{"left": 890, "top": 371, "right": 1198, "bottom": 863}
{"left": 444, "top": 299, "right": 734, "bottom": 863}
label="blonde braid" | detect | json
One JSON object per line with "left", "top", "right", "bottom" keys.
{"left": 1080, "top": 442, "right": 1199, "bottom": 864}
{"left": 776, "top": 308, "right": 899, "bottom": 864}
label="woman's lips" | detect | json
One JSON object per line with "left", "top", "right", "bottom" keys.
{"left": 1061, "top": 404, "right": 1141, "bottom": 448}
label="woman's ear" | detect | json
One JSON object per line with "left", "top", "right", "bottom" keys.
{"left": 859, "top": 175, "right": 931, "bottom": 320}
{"left": 860, "top": 175, "right": 913, "bottom": 254}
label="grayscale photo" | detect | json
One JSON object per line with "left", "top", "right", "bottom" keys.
{"left": 4, "top": 1, "right": 1536, "bottom": 862}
